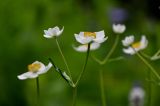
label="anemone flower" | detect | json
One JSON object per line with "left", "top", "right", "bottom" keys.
{"left": 43, "top": 26, "right": 64, "bottom": 38}
{"left": 74, "top": 30, "right": 107, "bottom": 44}
{"left": 122, "top": 35, "right": 148, "bottom": 55}
{"left": 17, "top": 61, "right": 52, "bottom": 80}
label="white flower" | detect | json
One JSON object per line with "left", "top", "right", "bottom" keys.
{"left": 113, "top": 24, "right": 126, "bottom": 34}
{"left": 122, "top": 35, "right": 148, "bottom": 55}
{"left": 129, "top": 86, "right": 145, "bottom": 106}
{"left": 73, "top": 42, "right": 100, "bottom": 52}
{"left": 43, "top": 26, "right": 64, "bottom": 38}
{"left": 122, "top": 35, "right": 134, "bottom": 46}
{"left": 17, "top": 61, "right": 52, "bottom": 80}
{"left": 74, "top": 30, "right": 108, "bottom": 44}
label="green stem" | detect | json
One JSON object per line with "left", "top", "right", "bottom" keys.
{"left": 136, "top": 52, "right": 160, "bottom": 80}
{"left": 140, "top": 52, "right": 151, "bottom": 60}
{"left": 75, "top": 43, "right": 90, "bottom": 86}
{"left": 147, "top": 70, "right": 152, "bottom": 106}
{"left": 55, "top": 38, "right": 72, "bottom": 80}
{"left": 107, "top": 56, "right": 124, "bottom": 63}
{"left": 72, "top": 87, "right": 77, "bottom": 106}
{"left": 36, "top": 77, "right": 40, "bottom": 106}
{"left": 101, "top": 35, "right": 120, "bottom": 64}
{"left": 151, "top": 49, "right": 160, "bottom": 60}
{"left": 92, "top": 35, "right": 120, "bottom": 65}
{"left": 100, "top": 70, "right": 106, "bottom": 106}
{"left": 93, "top": 35, "right": 120, "bottom": 106}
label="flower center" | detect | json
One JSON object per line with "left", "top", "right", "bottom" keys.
{"left": 28, "top": 63, "right": 41, "bottom": 72}
{"left": 131, "top": 42, "right": 141, "bottom": 48}
{"left": 84, "top": 32, "right": 96, "bottom": 38}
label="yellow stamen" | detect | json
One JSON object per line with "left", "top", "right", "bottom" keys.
{"left": 84, "top": 32, "right": 96, "bottom": 38}
{"left": 131, "top": 42, "right": 141, "bottom": 48}
{"left": 28, "top": 63, "right": 41, "bottom": 72}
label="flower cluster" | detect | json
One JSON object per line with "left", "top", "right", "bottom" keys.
{"left": 17, "top": 23, "right": 160, "bottom": 106}
{"left": 17, "top": 24, "right": 127, "bottom": 79}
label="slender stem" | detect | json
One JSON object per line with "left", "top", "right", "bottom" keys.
{"left": 140, "top": 52, "right": 151, "bottom": 60}
{"left": 75, "top": 43, "right": 90, "bottom": 86}
{"left": 91, "top": 55, "right": 103, "bottom": 64}
{"left": 147, "top": 70, "right": 152, "bottom": 106}
{"left": 100, "top": 70, "right": 106, "bottom": 106}
{"left": 107, "top": 56, "right": 124, "bottom": 63}
{"left": 93, "top": 35, "right": 120, "bottom": 106}
{"left": 55, "top": 38, "right": 72, "bottom": 80}
{"left": 136, "top": 52, "right": 160, "bottom": 80}
{"left": 151, "top": 49, "right": 160, "bottom": 60}
{"left": 101, "top": 35, "right": 120, "bottom": 64}
{"left": 92, "top": 35, "right": 120, "bottom": 65}
{"left": 36, "top": 77, "right": 40, "bottom": 106}
{"left": 72, "top": 87, "right": 77, "bottom": 106}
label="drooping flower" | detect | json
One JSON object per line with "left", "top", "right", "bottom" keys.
{"left": 129, "top": 84, "right": 145, "bottom": 106}
{"left": 73, "top": 42, "right": 100, "bottom": 52}
{"left": 17, "top": 61, "right": 52, "bottom": 80}
{"left": 113, "top": 24, "right": 126, "bottom": 34}
{"left": 43, "top": 26, "right": 64, "bottom": 38}
{"left": 122, "top": 35, "right": 148, "bottom": 55}
{"left": 74, "top": 30, "right": 108, "bottom": 44}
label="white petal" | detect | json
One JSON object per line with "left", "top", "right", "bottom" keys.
{"left": 74, "top": 34, "right": 84, "bottom": 44}
{"left": 17, "top": 73, "right": 28, "bottom": 80}
{"left": 74, "top": 34, "right": 93, "bottom": 44}
{"left": 90, "top": 42, "right": 101, "bottom": 50}
{"left": 73, "top": 44, "right": 88, "bottom": 52}
{"left": 122, "top": 35, "right": 134, "bottom": 46}
{"left": 44, "top": 30, "right": 51, "bottom": 36}
{"left": 93, "top": 37, "right": 108, "bottom": 43}
{"left": 95, "top": 30, "right": 105, "bottom": 38}
{"left": 39, "top": 62, "right": 52, "bottom": 74}
{"left": 73, "top": 42, "right": 100, "bottom": 52}
{"left": 17, "top": 72, "right": 38, "bottom": 80}
{"left": 113, "top": 24, "right": 126, "bottom": 34}
{"left": 123, "top": 47, "right": 136, "bottom": 55}
{"left": 56, "top": 26, "right": 64, "bottom": 36}
{"left": 140, "top": 35, "right": 148, "bottom": 50}
{"left": 43, "top": 34, "right": 53, "bottom": 38}
{"left": 32, "top": 61, "right": 45, "bottom": 74}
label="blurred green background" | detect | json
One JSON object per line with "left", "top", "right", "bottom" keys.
{"left": 0, "top": 0, "right": 160, "bottom": 106}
